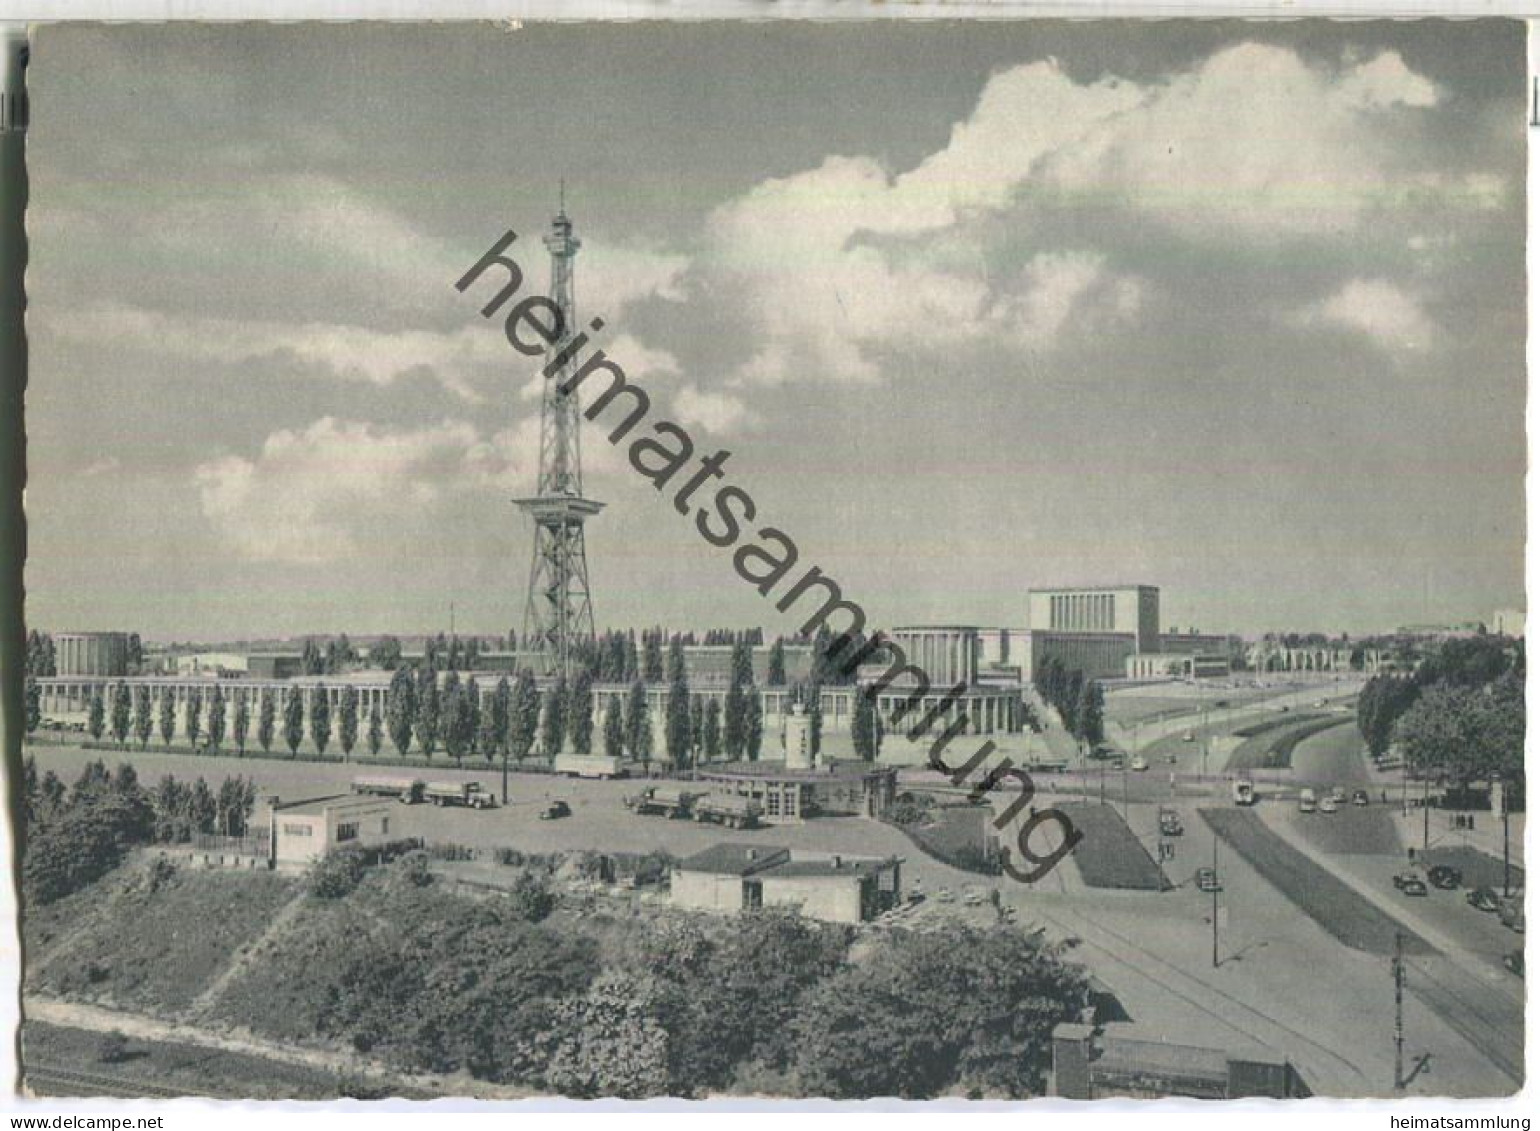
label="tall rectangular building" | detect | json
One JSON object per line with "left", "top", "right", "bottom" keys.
{"left": 1026, "top": 585, "right": 1160, "bottom": 681}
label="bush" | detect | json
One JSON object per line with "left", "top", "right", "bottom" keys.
{"left": 891, "top": 791, "right": 936, "bottom": 827}
{"left": 97, "top": 1032, "right": 130, "bottom": 1064}
{"left": 506, "top": 870, "right": 557, "bottom": 922}
{"left": 427, "top": 842, "right": 475, "bottom": 862}
{"left": 390, "top": 850, "right": 433, "bottom": 888}
{"left": 307, "top": 845, "right": 369, "bottom": 899}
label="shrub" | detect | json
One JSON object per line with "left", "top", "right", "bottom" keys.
{"left": 307, "top": 845, "right": 369, "bottom": 899}
{"left": 391, "top": 850, "right": 433, "bottom": 889}
{"left": 506, "top": 870, "right": 557, "bottom": 922}
{"left": 97, "top": 1032, "right": 130, "bottom": 1064}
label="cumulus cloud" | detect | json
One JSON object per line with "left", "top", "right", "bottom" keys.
{"left": 673, "top": 42, "right": 1479, "bottom": 387}
{"left": 194, "top": 418, "right": 508, "bottom": 564}
{"left": 673, "top": 386, "right": 755, "bottom": 434}
{"left": 192, "top": 410, "right": 647, "bottom": 566}
{"left": 1299, "top": 278, "right": 1436, "bottom": 353}
{"left": 51, "top": 302, "right": 508, "bottom": 401}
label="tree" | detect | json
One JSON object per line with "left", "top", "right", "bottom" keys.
{"left": 310, "top": 684, "right": 333, "bottom": 755}
{"left": 159, "top": 691, "right": 177, "bottom": 747}
{"left": 852, "top": 687, "right": 882, "bottom": 762}
{"left": 603, "top": 696, "right": 624, "bottom": 759}
{"left": 25, "top": 676, "right": 41, "bottom": 735}
{"left": 643, "top": 632, "right": 664, "bottom": 683}
{"left": 339, "top": 685, "right": 360, "bottom": 758}
{"left": 387, "top": 668, "right": 416, "bottom": 757}
{"left": 745, "top": 694, "right": 764, "bottom": 761}
{"left": 568, "top": 672, "right": 595, "bottom": 757}
{"left": 415, "top": 667, "right": 441, "bottom": 759}
{"left": 484, "top": 676, "right": 511, "bottom": 763}
{"left": 207, "top": 684, "right": 226, "bottom": 750}
{"left": 546, "top": 971, "right": 676, "bottom": 1099}
{"left": 257, "top": 688, "right": 276, "bottom": 754}
{"left": 725, "top": 641, "right": 751, "bottom": 759}
{"left": 109, "top": 681, "right": 131, "bottom": 747}
{"left": 185, "top": 686, "right": 203, "bottom": 749}
{"left": 283, "top": 685, "right": 305, "bottom": 756}
{"left": 232, "top": 690, "right": 250, "bottom": 754}
{"left": 133, "top": 685, "right": 153, "bottom": 749}
{"left": 703, "top": 699, "right": 722, "bottom": 763}
{"left": 442, "top": 672, "right": 474, "bottom": 764}
{"left": 367, "top": 635, "right": 403, "bottom": 670}
{"left": 789, "top": 924, "right": 1087, "bottom": 1098}
{"left": 87, "top": 688, "right": 106, "bottom": 742}
{"left": 508, "top": 669, "right": 540, "bottom": 762}
{"left": 1075, "top": 681, "right": 1105, "bottom": 748}
{"left": 367, "top": 704, "right": 384, "bottom": 757}
{"left": 541, "top": 676, "right": 568, "bottom": 758}
{"left": 689, "top": 697, "right": 705, "bottom": 762}
{"left": 806, "top": 682, "right": 823, "bottom": 756}
{"left": 665, "top": 638, "right": 691, "bottom": 768}
{"left": 625, "top": 679, "right": 653, "bottom": 766}
{"left": 767, "top": 638, "right": 787, "bottom": 686}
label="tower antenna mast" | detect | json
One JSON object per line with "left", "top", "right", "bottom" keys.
{"left": 513, "top": 196, "right": 603, "bottom": 678}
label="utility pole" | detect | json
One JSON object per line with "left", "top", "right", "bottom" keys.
{"left": 1393, "top": 931, "right": 1405, "bottom": 1091}
{"left": 1422, "top": 771, "right": 1430, "bottom": 854}
{"left": 1211, "top": 833, "right": 1220, "bottom": 968}
{"left": 1501, "top": 775, "right": 1512, "bottom": 897}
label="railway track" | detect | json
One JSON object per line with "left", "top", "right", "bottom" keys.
{"left": 24, "top": 1063, "right": 201, "bottom": 1100}
{"left": 1402, "top": 957, "right": 1524, "bottom": 1085}
{"left": 1038, "top": 902, "right": 1368, "bottom": 1086}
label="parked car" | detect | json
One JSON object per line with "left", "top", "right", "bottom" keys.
{"left": 1467, "top": 887, "right": 1502, "bottom": 913}
{"left": 1130, "top": 756, "right": 1149, "bottom": 772}
{"left": 1399, "top": 875, "right": 1429, "bottom": 897}
{"left": 1503, "top": 949, "right": 1524, "bottom": 977}
{"left": 1352, "top": 790, "right": 1370, "bottom": 807}
{"left": 1319, "top": 797, "right": 1338, "bottom": 814}
{"left": 1159, "top": 807, "right": 1184, "bottom": 836}
{"left": 1498, "top": 899, "right": 1525, "bottom": 934}
{"left": 1330, "top": 786, "right": 1347, "bottom": 804}
{"left": 1427, "top": 865, "right": 1462, "bottom": 890}
{"left": 1298, "top": 788, "right": 1316, "bottom": 814}
{"left": 1393, "top": 871, "right": 1423, "bottom": 891}
{"left": 1183, "top": 731, "right": 1196, "bottom": 742}
{"left": 1195, "top": 867, "right": 1222, "bottom": 893}
{"left": 539, "top": 800, "right": 571, "bottom": 820}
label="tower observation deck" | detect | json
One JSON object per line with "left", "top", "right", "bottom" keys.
{"left": 514, "top": 204, "right": 604, "bottom": 678}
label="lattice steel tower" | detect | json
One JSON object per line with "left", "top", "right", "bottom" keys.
{"left": 514, "top": 202, "right": 603, "bottom": 678}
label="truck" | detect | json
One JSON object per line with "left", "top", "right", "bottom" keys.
{"left": 352, "top": 775, "right": 425, "bottom": 804}
{"left": 423, "top": 781, "right": 497, "bottom": 809}
{"left": 692, "top": 793, "right": 762, "bottom": 830}
{"left": 553, "top": 753, "right": 628, "bottom": 779}
{"left": 624, "top": 786, "right": 700, "bottom": 818}
{"left": 1232, "top": 779, "right": 1257, "bottom": 806}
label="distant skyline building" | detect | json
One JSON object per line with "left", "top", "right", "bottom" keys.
{"left": 53, "top": 631, "right": 129, "bottom": 677}
{"left": 1027, "top": 585, "right": 1161, "bottom": 681}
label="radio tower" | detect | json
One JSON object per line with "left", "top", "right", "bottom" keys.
{"left": 514, "top": 194, "right": 603, "bottom": 678}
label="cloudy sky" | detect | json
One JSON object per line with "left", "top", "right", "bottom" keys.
{"left": 23, "top": 21, "right": 1526, "bottom": 642}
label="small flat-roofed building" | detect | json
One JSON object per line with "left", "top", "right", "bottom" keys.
{"left": 671, "top": 842, "right": 902, "bottom": 924}
{"left": 1050, "top": 1022, "right": 1311, "bottom": 1100}
{"left": 696, "top": 760, "right": 898, "bottom": 823}
{"left": 270, "top": 794, "right": 396, "bottom": 869}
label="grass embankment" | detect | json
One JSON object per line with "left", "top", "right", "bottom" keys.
{"left": 884, "top": 792, "right": 1000, "bottom": 875}
{"left": 26, "top": 859, "right": 299, "bottom": 1012}
{"left": 1054, "top": 802, "right": 1170, "bottom": 891}
{"left": 1225, "top": 714, "right": 1348, "bottom": 772}
{"left": 22, "top": 1019, "right": 391, "bottom": 1100}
